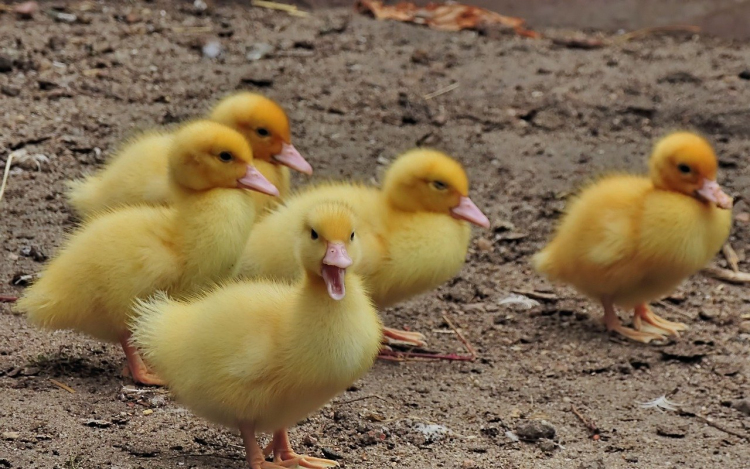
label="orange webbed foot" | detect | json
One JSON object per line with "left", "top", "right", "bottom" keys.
{"left": 601, "top": 299, "right": 665, "bottom": 343}
{"left": 382, "top": 326, "right": 427, "bottom": 347}
{"left": 633, "top": 304, "right": 688, "bottom": 338}
{"left": 270, "top": 429, "right": 340, "bottom": 469}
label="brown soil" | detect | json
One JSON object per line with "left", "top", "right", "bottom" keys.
{"left": 2, "top": 1, "right": 750, "bottom": 468}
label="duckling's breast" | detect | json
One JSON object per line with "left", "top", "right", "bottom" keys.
{"left": 612, "top": 191, "right": 732, "bottom": 307}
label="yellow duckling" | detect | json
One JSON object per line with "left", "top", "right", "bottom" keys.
{"left": 533, "top": 132, "right": 733, "bottom": 343}
{"left": 131, "top": 202, "right": 382, "bottom": 469}
{"left": 17, "top": 121, "right": 279, "bottom": 385}
{"left": 66, "top": 92, "right": 310, "bottom": 218}
{"left": 238, "top": 148, "right": 490, "bottom": 347}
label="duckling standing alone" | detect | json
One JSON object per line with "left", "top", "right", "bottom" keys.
{"left": 239, "top": 149, "right": 489, "bottom": 350}
{"left": 66, "top": 92, "right": 310, "bottom": 219}
{"left": 533, "top": 132, "right": 733, "bottom": 342}
{"left": 131, "top": 202, "right": 382, "bottom": 469}
{"left": 17, "top": 121, "right": 279, "bottom": 385}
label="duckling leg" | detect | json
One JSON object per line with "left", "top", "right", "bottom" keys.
{"left": 269, "top": 429, "right": 339, "bottom": 468}
{"left": 382, "top": 327, "right": 427, "bottom": 347}
{"left": 601, "top": 299, "right": 664, "bottom": 343}
{"left": 632, "top": 303, "right": 688, "bottom": 337}
{"left": 239, "top": 422, "right": 291, "bottom": 469}
{"left": 119, "top": 333, "right": 166, "bottom": 386}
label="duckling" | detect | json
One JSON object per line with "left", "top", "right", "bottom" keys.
{"left": 67, "top": 92, "right": 310, "bottom": 218}
{"left": 17, "top": 121, "right": 279, "bottom": 385}
{"left": 130, "top": 202, "right": 382, "bottom": 469}
{"left": 533, "top": 132, "right": 733, "bottom": 342}
{"left": 238, "top": 148, "right": 489, "bottom": 348}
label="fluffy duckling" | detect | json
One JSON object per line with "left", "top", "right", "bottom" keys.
{"left": 239, "top": 149, "right": 490, "bottom": 347}
{"left": 66, "top": 92, "right": 310, "bottom": 218}
{"left": 533, "top": 132, "right": 733, "bottom": 342}
{"left": 17, "top": 121, "right": 279, "bottom": 385}
{"left": 131, "top": 202, "right": 382, "bottom": 469}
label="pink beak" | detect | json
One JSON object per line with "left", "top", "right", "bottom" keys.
{"left": 696, "top": 179, "right": 732, "bottom": 209}
{"left": 322, "top": 242, "right": 352, "bottom": 269}
{"left": 451, "top": 196, "right": 490, "bottom": 228}
{"left": 321, "top": 242, "right": 352, "bottom": 301}
{"left": 273, "top": 143, "right": 313, "bottom": 175}
{"left": 237, "top": 165, "right": 280, "bottom": 197}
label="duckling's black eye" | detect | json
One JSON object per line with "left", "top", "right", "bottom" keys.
{"left": 218, "top": 151, "right": 234, "bottom": 162}
{"left": 350, "top": 232, "right": 355, "bottom": 241}
{"left": 257, "top": 128, "right": 270, "bottom": 137}
{"left": 311, "top": 229, "right": 318, "bottom": 240}
{"left": 678, "top": 163, "right": 691, "bottom": 174}
{"left": 432, "top": 180, "right": 448, "bottom": 190}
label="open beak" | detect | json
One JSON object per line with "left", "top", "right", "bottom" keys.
{"left": 321, "top": 242, "right": 352, "bottom": 301}
{"left": 237, "top": 165, "right": 280, "bottom": 197}
{"left": 272, "top": 143, "right": 313, "bottom": 175}
{"left": 451, "top": 196, "right": 490, "bottom": 228}
{"left": 696, "top": 179, "right": 733, "bottom": 209}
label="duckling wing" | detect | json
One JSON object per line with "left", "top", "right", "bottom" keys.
{"left": 534, "top": 176, "right": 651, "bottom": 299}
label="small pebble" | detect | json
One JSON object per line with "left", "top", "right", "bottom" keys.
{"left": 699, "top": 310, "right": 718, "bottom": 321}
{"left": 2, "top": 432, "right": 20, "bottom": 440}
{"left": 656, "top": 423, "right": 687, "bottom": 438}
{"left": 202, "top": 40, "right": 222, "bottom": 59}
{"left": 246, "top": 43, "right": 274, "bottom": 61}
{"left": 476, "top": 237, "right": 493, "bottom": 252}
{"left": 142, "top": 409, "right": 154, "bottom": 416}
{"left": 731, "top": 399, "right": 750, "bottom": 416}
{"left": 539, "top": 439, "right": 557, "bottom": 453}
{"left": 515, "top": 420, "right": 556, "bottom": 441}
{"left": 321, "top": 447, "right": 343, "bottom": 460}
{"left": 0, "top": 55, "right": 12, "bottom": 73}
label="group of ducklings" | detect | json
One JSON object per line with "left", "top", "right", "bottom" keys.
{"left": 15, "top": 91, "right": 733, "bottom": 468}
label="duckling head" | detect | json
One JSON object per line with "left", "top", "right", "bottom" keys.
{"left": 298, "top": 202, "right": 360, "bottom": 300}
{"left": 209, "top": 92, "right": 312, "bottom": 175}
{"left": 168, "top": 120, "right": 279, "bottom": 196}
{"left": 649, "top": 132, "right": 732, "bottom": 209}
{"left": 382, "top": 149, "right": 490, "bottom": 228}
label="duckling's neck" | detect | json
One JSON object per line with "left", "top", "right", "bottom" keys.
{"left": 288, "top": 272, "right": 381, "bottom": 378}
{"left": 171, "top": 185, "right": 257, "bottom": 291}
{"left": 294, "top": 272, "right": 370, "bottom": 329}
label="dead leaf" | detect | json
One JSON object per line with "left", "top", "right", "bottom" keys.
{"left": 355, "top": 0, "right": 538, "bottom": 38}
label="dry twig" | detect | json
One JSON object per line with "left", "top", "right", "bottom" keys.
{"left": 423, "top": 83, "right": 459, "bottom": 100}
{"left": 702, "top": 266, "right": 750, "bottom": 284}
{"left": 722, "top": 243, "right": 740, "bottom": 273}
{"left": 680, "top": 411, "right": 749, "bottom": 440}
{"left": 251, "top": 0, "right": 309, "bottom": 17}
{"left": 49, "top": 379, "right": 76, "bottom": 394}
{"left": 571, "top": 405, "right": 601, "bottom": 440}
{"left": 0, "top": 151, "right": 16, "bottom": 205}
{"left": 512, "top": 289, "right": 559, "bottom": 301}
{"left": 442, "top": 313, "right": 478, "bottom": 360}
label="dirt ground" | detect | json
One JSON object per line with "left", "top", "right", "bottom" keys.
{"left": 2, "top": 1, "right": 750, "bottom": 468}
